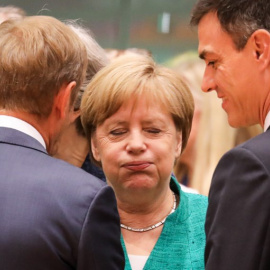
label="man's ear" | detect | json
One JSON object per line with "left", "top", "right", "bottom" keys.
{"left": 91, "top": 134, "right": 101, "bottom": 162}
{"left": 55, "top": 81, "right": 77, "bottom": 119}
{"left": 251, "top": 29, "right": 270, "bottom": 69}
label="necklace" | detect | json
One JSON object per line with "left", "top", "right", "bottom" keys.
{"left": 120, "top": 193, "right": 177, "bottom": 233}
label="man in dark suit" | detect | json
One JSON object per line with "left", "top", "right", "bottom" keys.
{"left": 190, "top": 0, "right": 270, "bottom": 269}
{"left": 0, "top": 15, "right": 124, "bottom": 269}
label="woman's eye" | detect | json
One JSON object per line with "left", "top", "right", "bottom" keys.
{"left": 110, "top": 129, "right": 126, "bottom": 136}
{"left": 146, "top": 128, "right": 161, "bottom": 134}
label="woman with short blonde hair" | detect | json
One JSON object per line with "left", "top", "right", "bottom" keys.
{"left": 81, "top": 55, "right": 207, "bottom": 270}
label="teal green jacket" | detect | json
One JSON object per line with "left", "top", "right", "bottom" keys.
{"left": 121, "top": 177, "right": 208, "bottom": 270}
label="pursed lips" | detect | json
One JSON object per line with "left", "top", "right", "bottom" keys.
{"left": 122, "top": 161, "right": 152, "bottom": 171}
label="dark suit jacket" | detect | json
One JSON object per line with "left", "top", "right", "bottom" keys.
{"left": 0, "top": 127, "right": 124, "bottom": 269}
{"left": 205, "top": 128, "right": 270, "bottom": 270}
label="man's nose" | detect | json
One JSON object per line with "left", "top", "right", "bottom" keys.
{"left": 201, "top": 68, "right": 216, "bottom": 93}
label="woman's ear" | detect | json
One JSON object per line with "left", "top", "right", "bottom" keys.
{"left": 91, "top": 134, "right": 101, "bottom": 162}
{"left": 175, "top": 131, "right": 182, "bottom": 159}
{"left": 251, "top": 29, "right": 270, "bottom": 70}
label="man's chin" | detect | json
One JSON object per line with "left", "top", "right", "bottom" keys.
{"left": 227, "top": 114, "right": 254, "bottom": 128}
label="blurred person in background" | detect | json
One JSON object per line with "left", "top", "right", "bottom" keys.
{"left": 165, "top": 51, "right": 262, "bottom": 195}
{"left": 0, "top": 5, "right": 26, "bottom": 24}
{"left": 105, "top": 48, "right": 152, "bottom": 61}
{"left": 81, "top": 54, "right": 208, "bottom": 270}
{"left": 52, "top": 21, "right": 108, "bottom": 181}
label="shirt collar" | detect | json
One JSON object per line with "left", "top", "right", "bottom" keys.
{"left": 0, "top": 115, "right": 46, "bottom": 149}
{"left": 264, "top": 111, "right": 270, "bottom": 132}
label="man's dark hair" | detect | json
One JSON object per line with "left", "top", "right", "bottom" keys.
{"left": 190, "top": 0, "right": 270, "bottom": 50}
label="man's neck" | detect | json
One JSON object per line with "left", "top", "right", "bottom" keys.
{"left": 52, "top": 122, "right": 89, "bottom": 167}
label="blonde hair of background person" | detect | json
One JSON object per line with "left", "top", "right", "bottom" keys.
{"left": 165, "top": 51, "right": 263, "bottom": 195}
{"left": 105, "top": 47, "right": 152, "bottom": 61}
{"left": 0, "top": 5, "right": 26, "bottom": 24}
{"left": 80, "top": 54, "right": 207, "bottom": 270}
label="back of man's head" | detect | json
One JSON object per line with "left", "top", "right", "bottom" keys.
{"left": 0, "top": 15, "right": 87, "bottom": 118}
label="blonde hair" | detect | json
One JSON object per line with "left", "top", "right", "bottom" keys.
{"left": 0, "top": 16, "right": 87, "bottom": 117}
{"left": 81, "top": 54, "right": 194, "bottom": 165}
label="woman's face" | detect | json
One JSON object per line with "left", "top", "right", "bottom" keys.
{"left": 91, "top": 97, "right": 182, "bottom": 195}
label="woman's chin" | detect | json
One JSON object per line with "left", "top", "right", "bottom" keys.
{"left": 122, "top": 176, "right": 157, "bottom": 191}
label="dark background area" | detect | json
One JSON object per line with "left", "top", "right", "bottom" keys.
{"left": 0, "top": 0, "right": 199, "bottom": 63}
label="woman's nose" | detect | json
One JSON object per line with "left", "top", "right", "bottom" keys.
{"left": 126, "top": 131, "right": 146, "bottom": 154}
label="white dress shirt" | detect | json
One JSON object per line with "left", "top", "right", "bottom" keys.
{"left": 0, "top": 115, "right": 46, "bottom": 149}
{"left": 264, "top": 111, "right": 270, "bottom": 132}
{"left": 128, "top": 254, "right": 148, "bottom": 270}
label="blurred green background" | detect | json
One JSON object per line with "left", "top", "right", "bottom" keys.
{"left": 0, "top": 0, "right": 199, "bottom": 63}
